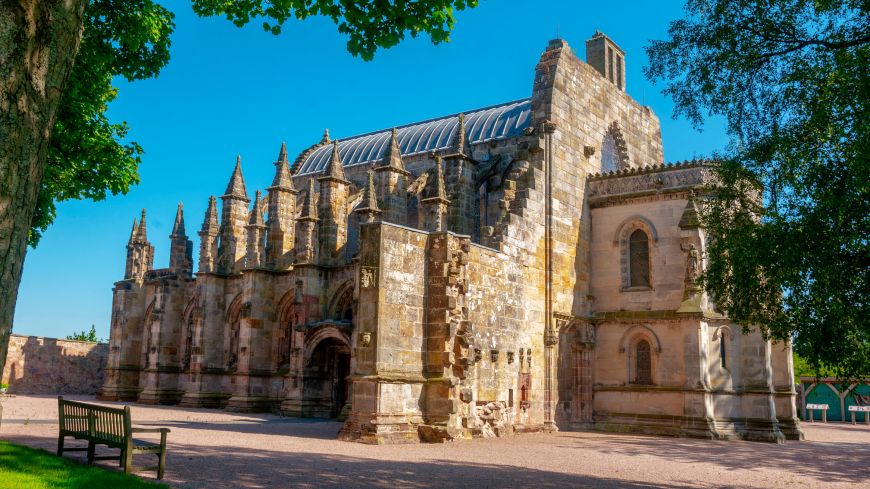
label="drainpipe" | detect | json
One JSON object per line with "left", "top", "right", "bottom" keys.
{"left": 541, "top": 120, "right": 558, "bottom": 431}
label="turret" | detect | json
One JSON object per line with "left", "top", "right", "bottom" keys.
{"left": 266, "top": 142, "right": 297, "bottom": 270}
{"left": 198, "top": 196, "right": 219, "bottom": 273}
{"left": 374, "top": 128, "right": 410, "bottom": 225}
{"left": 295, "top": 178, "right": 319, "bottom": 264}
{"left": 317, "top": 141, "right": 350, "bottom": 265}
{"left": 354, "top": 169, "right": 382, "bottom": 224}
{"left": 124, "top": 209, "right": 155, "bottom": 282}
{"left": 169, "top": 202, "right": 193, "bottom": 277}
{"left": 444, "top": 114, "right": 478, "bottom": 237}
{"left": 246, "top": 190, "right": 267, "bottom": 268}
{"left": 421, "top": 156, "right": 450, "bottom": 232}
{"left": 217, "top": 156, "right": 250, "bottom": 274}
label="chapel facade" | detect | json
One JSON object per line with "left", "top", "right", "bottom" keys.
{"left": 99, "top": 33, "right": 804, "bottom": 443}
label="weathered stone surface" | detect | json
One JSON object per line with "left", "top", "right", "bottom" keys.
{"left": 2, "top": 334, "right": 107, "bottom": 394}
{"left": 101, "top": 33, "right": 800, "bottom": 444}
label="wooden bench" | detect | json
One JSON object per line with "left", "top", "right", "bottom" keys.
{"left": 57, "top": 396, "right": 170, "bottom": 479}
{"left": 848, "top": 405, "right": 870, "bottom": 425}
{"left": 805, "top": 403, "right": 829, "bottom": 423}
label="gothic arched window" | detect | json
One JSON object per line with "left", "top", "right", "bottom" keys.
{"left": 629, "top": 229, "right": 650, "bottom": 287}
{"left": 600, "top": 122, "right": 629, "bottom": 173}
{"left": 601, "top": 133, "right": 619, "bottom": 173}
{"left": 635, "top": 340, "right": 652, "bottom": 384}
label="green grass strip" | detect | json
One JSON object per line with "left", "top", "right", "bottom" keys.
{"left": 0, "top": 440, "right": 169, "bottom": 489}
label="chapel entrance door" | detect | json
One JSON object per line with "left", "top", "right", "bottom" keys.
{"left": 305, "top": 336, "right": 351, "bottom": 418}
{"left": 571, "top": 345, "right": 593, "bottom": 424}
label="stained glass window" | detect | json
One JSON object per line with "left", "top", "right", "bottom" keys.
{"left": 635, "top": 340, "right": 652, "bottom": 384}
{"left": 629, "top": 229, "right": 650, "bottom": 287}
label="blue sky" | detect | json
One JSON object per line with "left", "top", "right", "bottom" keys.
{"left": 14, "top": 0, "right": 728, "bottom": 340}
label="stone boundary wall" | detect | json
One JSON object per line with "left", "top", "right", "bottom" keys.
{"left": 2, "top": 334, "right": 108, "bottom": 394}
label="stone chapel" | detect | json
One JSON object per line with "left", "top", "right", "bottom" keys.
{"left": 100, "top": 33, "right": 804, "bottom": 444}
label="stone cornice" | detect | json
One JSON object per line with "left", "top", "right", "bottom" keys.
{"left": 587, "top": 161, "right": 715, "bottom": 203}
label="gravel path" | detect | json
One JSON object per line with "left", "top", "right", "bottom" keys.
{"left": 1, "top": 395, "right": 867, "bottom": 488}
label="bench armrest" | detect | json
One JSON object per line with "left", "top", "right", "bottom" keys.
{"left": 131, "top": 427, "right": 171, "bottom": 434}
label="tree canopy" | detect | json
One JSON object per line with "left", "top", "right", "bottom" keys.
{"left": 30, "top": 0, "right": 477, "bottom": 245}
{"left": 67, "top": 324, "right": 101, "bottom": 343}
{"left": 646, "top": 0, "right": 869, "bottom": 379}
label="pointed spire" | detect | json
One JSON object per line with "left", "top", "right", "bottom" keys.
{"left": 270, "top": 142, "right": 295, "bottom": 191}
{"left": 223, "top": 155, "right": 249, "bottom": 199}
{"left": 171, "top": 202, "right": 186, "bottom": 236}
{"left": 679, "top": 194, "right": 701, "bottom": 229}
{"left": 137, "top": 209, "right": 148, "bottom": 241}
{"left": 320, "top": 140, "right": 348, "bottom": 182}
{"left": 249, "top": 190, "right": 266, "bottom": 226}
{"left": 277, "top": 141, "right": 288, "bottom": 164}
{"left": 453, "top": 113, "right": 472, "bottom": 156}
{"left": 381, "top": 128, "right": 407, "bottom": 172}
{"left": 320, "top": 128, "right": 331, "bottom": 145}
{"left": 128, "top": 219, "right": 139, "bottom": 243}
{"left": 355, "top": 169, "right": 381, "bottom": 214}
{"left": 299, "top": 179, "right": 319, "bottom": 220}
{"left": 201, "top": 196, "right": 219, "bottom": 233}
{"left": 425, "top": 156, "right": 449, "bottom": 202}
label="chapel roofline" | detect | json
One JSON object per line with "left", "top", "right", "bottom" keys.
{"left": 586, "top": 159, "right": 715, "bottom": 180}
{"left": 291, "top": 98, "right": 531, "bottom": 175}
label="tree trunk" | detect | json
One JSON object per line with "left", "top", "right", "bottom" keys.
{"left": 0, "top": 0, "right": 88, "bottom": 374}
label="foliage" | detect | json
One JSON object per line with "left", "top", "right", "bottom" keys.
{"left": 29, "top": 1, "right": 478, "bottom": 246}
{"left": 0, "top": 441, "right": 168, "bottom": 489}
{"left": 793, "top": 352, "right": 835, "bottom": 383}
{"left": 29, "top": 0, "right": 175, "bottom": 246}
{"left": 191, "top": 0, "right": 478, "bottom": 61}
{"left": 66, "top": 325, "right": 101, "bottom": 343}
{"left": 646, "top": 0, "right": 869, "bottom": 379}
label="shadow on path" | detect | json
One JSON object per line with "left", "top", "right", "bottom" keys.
{"left": 561, "top": 431, "right": 868, "bottom": 484}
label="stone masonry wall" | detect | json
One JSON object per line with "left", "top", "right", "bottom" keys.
{"left": 2, "top": 334, "right": 108, "bottom": 394}
{"left": 532, "top": 38, "right": 664, "bottom": 319}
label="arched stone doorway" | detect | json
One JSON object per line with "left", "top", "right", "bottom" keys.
{"left": 303, "top": 328, "right": 351, "bottom": 418}
{"left": 556, "top": 320, "right": 596, "bottom": 429}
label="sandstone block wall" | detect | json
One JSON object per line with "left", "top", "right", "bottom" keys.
{"left": 2, "top": 334, "right": 108, "bottom": 394}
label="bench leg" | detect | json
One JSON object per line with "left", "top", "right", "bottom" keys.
{"left": 124, "top": 447, "right": 133, "bottom": 474}
{"left": 158, "top": 431, "right": 168, "bottom": 479}
{"left": 57, "top": 436, "right": 65, "bottom": 456}
{"left": 119, "top": 449, "right": 125, "bottom": 467}
{"left": 86, "top": 441, "right": 95, "bottom": 464}
{"left": 852, "top": 412, "right": 856, "bottom": 425}
{"left": 822, "top": 410, "right": 827, "bottom": 423}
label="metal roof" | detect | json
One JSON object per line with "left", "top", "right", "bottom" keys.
{"left": 295, "top": 98, "right": 531, "bottom": 175}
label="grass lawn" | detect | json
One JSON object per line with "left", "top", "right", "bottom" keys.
{"left": 0, "top": 440, "right": 168, "bottom": 488}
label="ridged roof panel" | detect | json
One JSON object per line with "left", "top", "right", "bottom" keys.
{"left": 295, "top": 99, "right": 531, "bottom": 175}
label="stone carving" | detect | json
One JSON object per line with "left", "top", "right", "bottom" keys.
{"left": 588, "top": 164, "right": 712, "bottom": 199}
{"left": 360, "top": 266, "right": 378, "bottom": 289}
{"left": 680, "top": 243, "right": 702, "bottom": 290}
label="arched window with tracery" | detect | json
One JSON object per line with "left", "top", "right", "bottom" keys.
{"left": 634, "top": 340, "right": 652, "bottom": 384}
{"left": 601, "top": 122, "right": 629, "bottom": 173}
{"left": 629, "top": 229, "right": 650, "bottom": 287}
